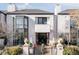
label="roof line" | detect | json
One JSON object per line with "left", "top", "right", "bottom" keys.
{"left": 0, "top": 11, "right": 6, "bottom": 15}
{"left": 6, "top": 12, "right": 69, "bottom": 15}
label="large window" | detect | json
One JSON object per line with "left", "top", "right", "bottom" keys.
{"left": 35, "top": 17, "right": 47, "bottom": 24}
{"left": 14, "top": 16, "right": 28, "bottom": 45}
{"left": 16, "top": 16, "right": 28, "bottom": 29}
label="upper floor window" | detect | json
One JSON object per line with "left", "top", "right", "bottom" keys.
{"left": 16, "top": 16, "right": 28, "bottom": 28}
{"left": 16, "top": 16, "right": 23, "bottom": 28}
{"left": 35, "top": 17, "right": 47, "bottom": 24}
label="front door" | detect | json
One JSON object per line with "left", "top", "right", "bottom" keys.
{"left": 36, "top": 33, "right": 49, "bottom": 45}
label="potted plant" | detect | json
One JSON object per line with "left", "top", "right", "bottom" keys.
{"left": 23, "top": 38, "right": 34, "bottom": 55}
{"left": 28, "top": 41, "right": 33, "bottom": 55}
{"left": 29, "top": 42, "right": 33, "bottom": 47}
{"left": 22, "top": 38, "right": 29, "bottom": 55}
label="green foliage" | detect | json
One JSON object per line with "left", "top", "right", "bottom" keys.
{"left": 29, "top": 42, "right": 33, "bottom": 47}
{"left": 63, "top": 45, "right": 79, "bottom": 55}
{"left": 5, "top": 46, "right": 22, "bottom": 55}
{"left": 26, "top": 40, "right": 33, "bottom": 47}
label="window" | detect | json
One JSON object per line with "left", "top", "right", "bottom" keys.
{"left": 16, "top": 16, "right": 28, "bottom": 28}
{"left": 16, "top": 16, "right": 24, "bottom": 28}
{"left": 15, "top": 16, "right": 28, "bottom": 35}
{"left": 14, "top": 16, "right": 28, "bottom": 45}
{"left": 36, "top": 17, "right": 47, "bottom": 24}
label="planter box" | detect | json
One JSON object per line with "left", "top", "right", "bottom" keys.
{"left": 29, "top": 47, "right": 33, "bottom": 55}
{"left": 23, "top": 45, "right": 29, "bottom": 55}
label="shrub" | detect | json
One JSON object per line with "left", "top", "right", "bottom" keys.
{"left": 29, "top": 42, "right": 33, "bottom": 47}
{"left": 6, "top": 46, "right": 22, "bottom": 55}
{"left": 63, "top": 45, "right": 79, "bottom": 55}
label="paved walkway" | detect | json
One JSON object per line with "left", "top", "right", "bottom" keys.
{"left": 0, "top": 50, "right": 3, "bottom": 55}
{"left": 33, "top": 45, "right": 52, "bottom": 55}
{"left": 34, "top": 45, "right": 42, "bottom": 55}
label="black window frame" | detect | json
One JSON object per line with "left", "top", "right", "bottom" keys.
{"left": 36, "top": 17, "right": 47, "bottom": 24}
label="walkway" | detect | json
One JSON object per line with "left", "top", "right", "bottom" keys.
{"left": 33, "top": 45, "right": 52, "bottom": 55}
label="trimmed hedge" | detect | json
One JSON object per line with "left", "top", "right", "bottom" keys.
{"left": 3, "top": 46, "right": 22, "bottom": 55}
{"left": 63, "top": 45, "right": 79, "bottom": 55}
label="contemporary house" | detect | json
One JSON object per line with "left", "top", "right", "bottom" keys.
{"left": 0, "top": 4, "right": 72, "bottom": 46}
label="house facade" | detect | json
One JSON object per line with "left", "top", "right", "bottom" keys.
{"left": 6, "top": 10, "right": 54, "bottom": 45}
{"left": 0, "top": 4, "right": 72, "bottom": 46}
{"left": 5, "top": 12, "right": 70, "bottom": 46}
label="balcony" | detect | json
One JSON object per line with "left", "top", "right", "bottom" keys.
{"left": 35, "top": 24, "right": 50, "bottom": 32}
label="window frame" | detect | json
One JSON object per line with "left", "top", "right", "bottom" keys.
{"left": 36, "top": 17, "right": 47, "bottom": 24}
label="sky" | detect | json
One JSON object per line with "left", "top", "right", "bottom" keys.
{"left": 0, "top": 3, "right": 79, "bottom": 12}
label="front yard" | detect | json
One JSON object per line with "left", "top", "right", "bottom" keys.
{"left": 0, "top": 45, "right": 79, "bottom": 55}
{"left": 63, "top": 45, "right": 79, "bottom": 55}
{"left": 0, "top": 46, "right": 23, "bottom": 55}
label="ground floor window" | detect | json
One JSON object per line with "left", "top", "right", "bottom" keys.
{"left": 13, "top": 28, "right": 28, "bottom": 45}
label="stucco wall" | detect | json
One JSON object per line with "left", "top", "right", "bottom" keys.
{"left": 0, "top": 13, "right": 6, "bottom": 32}
{"left": 58, "top": 15, "right": 70, "bottom": 34}
{"left": 6, "top": 15, "right": 14, "bottom": 46}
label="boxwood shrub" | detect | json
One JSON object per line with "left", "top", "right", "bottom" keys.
{"left": 63, "top": 45, "right": 79, "bottom": 55}
{"left": 5, "top": 46, "right": 22, "bottom": 55}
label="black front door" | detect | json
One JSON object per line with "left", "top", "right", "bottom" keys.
{"left": 36, "top": 33, "right": 48, "bottom": 45}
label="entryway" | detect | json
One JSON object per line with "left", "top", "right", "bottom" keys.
{"left": 36, "top": 33, "right": 49, "bottom": 45}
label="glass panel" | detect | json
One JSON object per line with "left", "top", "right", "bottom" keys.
{"left": 38, "top": 17, "right": 42, "bottom": 24}
{"left": 17, "top": 24, "right": 23, "bottom": 28}
{"left": 16, "top": 16, "right": 23, "bottom": 28}
{"left": 42, "top": 17, "right": 47, "bottom": 24}
{"left": 18, "top": 28, "right": 24, "bottom": 33}
{"left": 35, "top": 17, "right": 47, "bottom": 24}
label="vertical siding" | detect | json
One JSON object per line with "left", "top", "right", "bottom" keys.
{"left": 0, "top": 13, "right": 6, "bottom": 33}
{"left": 6, "top": 15, "right": 14, "bottom": 45}
{"left": 58, "top": 15, "right": 70, "bottom": 34}
{"left": 28, "top": 15, "right": 36, "bottom": 44}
